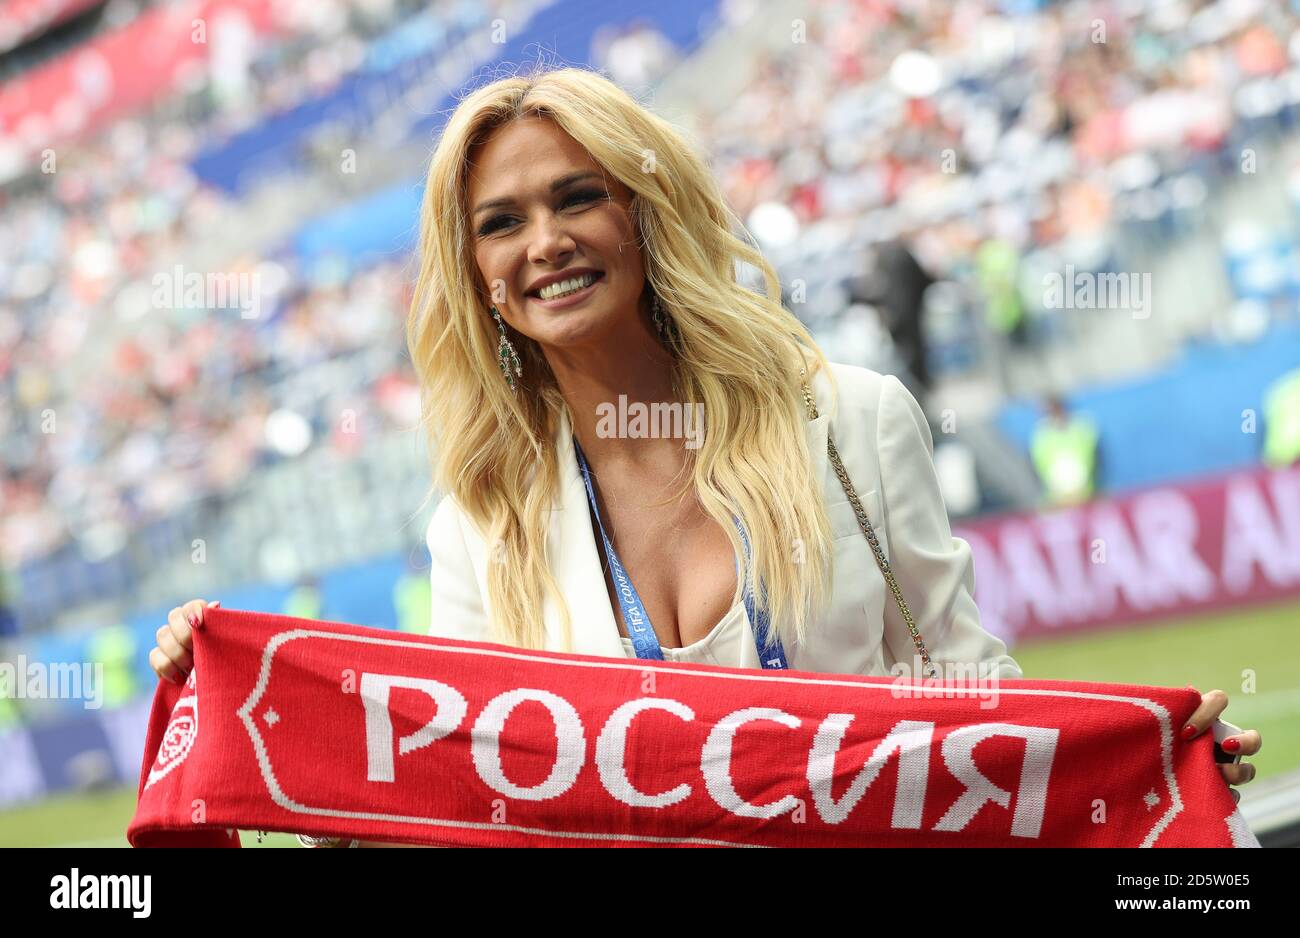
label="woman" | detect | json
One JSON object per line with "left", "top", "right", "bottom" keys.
{"left": 148, "top": 66, "right": 1261, "bottom": 846}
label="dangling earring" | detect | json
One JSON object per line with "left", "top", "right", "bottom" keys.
{"left": 651, "top": 293, "right": 676, "bottom": 345}
{"left": 491, "top": 305, "right": 522, "bottom": 392}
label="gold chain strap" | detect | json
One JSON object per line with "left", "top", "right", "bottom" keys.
{"left": 800, "top": 368, "right": 938, "bottom": 680}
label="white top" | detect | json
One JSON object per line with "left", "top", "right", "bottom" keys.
{"left": 616, "top": 600, "right": 751, "bottom": 666}
{"left": 425, "top": 361, "right": 1023, "bottom": 679}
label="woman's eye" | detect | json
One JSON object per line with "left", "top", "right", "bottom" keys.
{"left": 477, "top": 190, "right": 606, "bottom": 237}
{"left": 563, "top": 189, "right": 607, "bottom": 208}
{"left": 478, "top": 216, "right": 514, "bottom": 236}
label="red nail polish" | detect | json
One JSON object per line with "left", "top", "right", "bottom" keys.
{"left": 188, "top": 613, "right": 199, "bottom": 629}
{"left": 1222, "top": 737, "right": 1241, "bottom": 753}
{"left": 1181, "top": 724, "right": 1197, "bottom": 740}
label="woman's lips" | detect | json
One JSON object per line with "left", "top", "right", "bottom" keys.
{"left": 528, "top": 272, "right": 605, "bottom": 309}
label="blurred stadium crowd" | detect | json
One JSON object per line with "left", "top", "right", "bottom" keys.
{"left": 5, "top": 0, "right": 1300, "bottom": 579}
{"left": 1, "top": 0, "right": 1299, "bottom": 814}
{"left": 709, "top": 0, "right": 1300, "bottom": 390}
{"left": 0, "top": 0, "right": 491, "bottom": 572}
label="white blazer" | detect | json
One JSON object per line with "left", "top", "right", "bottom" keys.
{"left": 424, "top": 361, "right": 1022, "bottom": 679}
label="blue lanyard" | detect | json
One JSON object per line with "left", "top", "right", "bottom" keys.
{"left": 574, "top": 437, "right": 788, "bottom": 670}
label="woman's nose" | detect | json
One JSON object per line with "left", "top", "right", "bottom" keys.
{"left": 526, "top": 212, "right": 577, "bottom": 265}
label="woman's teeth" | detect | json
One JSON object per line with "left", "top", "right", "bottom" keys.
{"left": 537, "top": 273, "right": 598, "bottom": 300}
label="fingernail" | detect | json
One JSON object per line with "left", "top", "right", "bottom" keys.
{"left": 188, "top": 612, "right": 199, "bottom": 629}
{"left": 209, "top": 600, "right": 221, "bottom": 609}
{"left": 1181, "top": 724, "right": 1197, "bottom": 740}
{"left": 1223, "top": 737, "right": 1241, "bottom": 753}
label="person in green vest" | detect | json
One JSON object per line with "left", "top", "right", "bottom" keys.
{"left": 1031, "top": 395, "right": 1100, "bottom": 507}
{"left": 393, "top": 557, "right": 432, "bottom": 634}
{"left": 1262, "top": 367, "right": 1300, "bottom": 468}
{"left": 975, "top": 238, "right": 1026, "bottom": 342}
{"left": 85, "top": 623, "right": 139, "bottom": 710}
{"left": 284, "top": 577, "right": 323, "bottom": 620}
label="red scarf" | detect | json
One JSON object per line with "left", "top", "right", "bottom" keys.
{"left": 127, "top": 609, "right": 1257, "bottom": 847}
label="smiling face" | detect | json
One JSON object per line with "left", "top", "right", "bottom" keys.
{"left": 466, "top": 115, "right": 648, "bottom": 355}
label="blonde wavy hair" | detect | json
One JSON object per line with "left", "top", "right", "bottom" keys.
{"left": 406, "top": 65, "right": 839, "bottom": 655}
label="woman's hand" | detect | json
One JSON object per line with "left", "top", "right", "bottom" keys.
{"left": 1181, "top": 689, "right": 1262, "bottom": 804}
{"left": 147, "top": 599, "right": 220, "bottom": 683}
